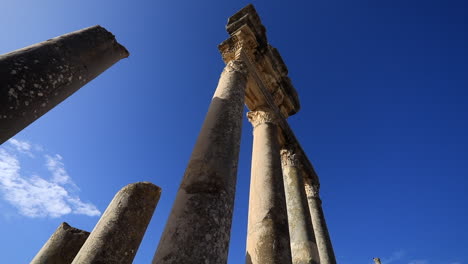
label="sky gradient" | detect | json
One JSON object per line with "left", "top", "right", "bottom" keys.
{"left": 0, "top": 0, "right": 467, "bottom": 263}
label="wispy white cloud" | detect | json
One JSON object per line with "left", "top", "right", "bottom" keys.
{"left": 0, "top": 139, "right": 100, "bottom": 218}
{"left": 381, "top": 250, "right": 406, "bottom": 264}
{"left": 8, "top": 138, "right": 32, "bottom": 156}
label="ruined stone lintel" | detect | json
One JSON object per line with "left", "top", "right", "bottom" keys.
{"left": 246, "top": 105, "right": 292, "bottom": 264}
{"left": 0, "top": 25, "right": 129, "bottom": 144}
{"left": 153, "top": 60, "right": 247, "bottom": 264}
{"left": 31, "top": 222, "right": 89, "bottom": 264}
{"left": 72, "top": 182, "right": 161, "bottom": 264}
{"left": 219, "top": 7, "right": 300, "bottom": 119}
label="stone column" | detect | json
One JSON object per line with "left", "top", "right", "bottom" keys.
{"left": 305, "top": 179, "right": 337, "bottom": 264}
{"left": 72, "top": 182, "right": 161, "bottom": 264}
{"left": 281, "top": 147, "right": 320, "bottom": 264}
{"left": 0, "top": 25, "right": 129, "bottom": 144}
{"left": 31, "top": 222, "right": 89, "bottom": 264}
{"left": 374, "top": 257, "right": 382, "bottom": 264}
{"left": 153, "top": 60, "right": 248, "bottom": 264}
{"left": 246, "top": 108, "right": 292, "bottom": 264}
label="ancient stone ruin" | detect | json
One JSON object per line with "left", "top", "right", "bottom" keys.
{"left": 1, "top": 4, "right": 338, "bottom": 264}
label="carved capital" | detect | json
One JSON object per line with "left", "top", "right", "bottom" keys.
{"left": 224, "top": 60, "right": 248, "bottom": 75}
{"left": 304, "top": 180, "right": 320, "bottom": 198}
{"left": 246, "top": 107, "right": 278, "bottom": 128}
{"left": 280, "top": 147, "right": 301, "bottom": 167}
{"left": 219, "top": 25, "right": 258, "bottom": 64}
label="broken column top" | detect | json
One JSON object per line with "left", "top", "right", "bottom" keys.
{"left": 219, "top": 4, "right": 300, "bottom": 118}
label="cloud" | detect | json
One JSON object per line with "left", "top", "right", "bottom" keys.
{"left": 0, "top": 139, "right": 100, "bottom": 218}
{"left": 380, "top": 250, "right": 406, "bottom": 264}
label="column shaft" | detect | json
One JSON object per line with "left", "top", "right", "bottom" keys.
{"left": 305, "top": 181, "right": 337, "bottom": 264}
{"left": 0, "top": 25, "right": 129, "bottom": 144}
{"left": 246, "top": 109, "right": 292, "bottom": 264}
{"left": 153, "top": 60, "right": 248, "bottom": 264}
{"left": 281, "top": 148, "right": 320, "bottom": 264}
{"left": 31, "top": 222, "right": 89, "bottom": 264}
{"left": 72, "top": 182, "right": 161, "bottom": 264}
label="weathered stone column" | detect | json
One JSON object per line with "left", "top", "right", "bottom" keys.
{"left": 305, "top": 179, "right": 337, "bottom": 264}
{"left": 374, "top": 257, "right": 382, "bottom": 264}
{"left": 153, "top": 60, "right": 248, "bottom": 264}
{"left": 246, "top": 108, "right": 292, "bottom": 264}
{"left": 31, "top": 222, "right": 89, "bottom": 264}
{"left": 72, "top": 182, "right": 161, "bottom": 264}
{"left": 0, "top": 25, "right": 129, "bottom": 144}
{"left": 281, "top": 147, "right": 320, "bottom": 264}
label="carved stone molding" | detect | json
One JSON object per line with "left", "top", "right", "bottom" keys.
{"left": 246, "top": 107, "right": 278, "bottom": 128}
{"left": 280, "top": 147, "right": 301, "bottom": 167}
{"left": 224, "top": 60, "right": 248, "bottom": 75}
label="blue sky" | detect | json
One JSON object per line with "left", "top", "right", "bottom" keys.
{"left": 1, "top": 0, "right": 467, "bottom": 263}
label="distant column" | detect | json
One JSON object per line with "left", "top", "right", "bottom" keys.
{"left": 30, "top": 222, "right": 89, "bottom": 264}
{"left": 0, "top": 25, "right": 129, "bottom": 144}
{"left": 305, "top": 179, "right": 337, "bottom": 264}
{"left": 153, "top": 60, "right": 248, "bottom": 264}
{"left": 281, "top": 147, "right": 320, "bottom": 264}
{"left": 246, "top": 108, "right": 292, "bottom": 264}
{"left": 374, "top": 258, "right": 382, "bottom": 264}
{"left": 72, "top": 182, "right": 161, "bottom": 264}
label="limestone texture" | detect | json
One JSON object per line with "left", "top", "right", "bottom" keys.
{"left": 0, "top": 25, "right": 129, "bottom": 144}
{"left": 153, "top": 60, "right": 248, "bottom": 264}
{"left": 30, "top": 222, "right": 89, "bottom": 264}
{"left": 246, "top": 108, "right": 292, "bottom": 264}
{"left": 281, "top": 147, "right": 320, "bottom": 264}
{"left": 72, "top": 182, "right": 160, "bottom": 264}
{"left": 305, "top": 181, "right": 337, "bottom": 264}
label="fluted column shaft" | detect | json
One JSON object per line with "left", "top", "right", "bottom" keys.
{"left": 305, "top": 180, "right": 337, "bottom": 264}
{"left": 281, "top": 148, "right": 320, "bottom": 264}
{"left": 153, "top": 60, "right": 248, "bottom": 264}
{"left": 246, "top": 108, "right": 292, "bottom": 264}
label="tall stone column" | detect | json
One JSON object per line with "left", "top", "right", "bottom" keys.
{"left": 305, "top": 179, "right": 337, "bottom": 264}
{"left": 281, "top": 147, "right": 320, "bottom": 264}
{"left": 246, "top": 108, "right": 292, "bottom": 264}
{"left": 72, "top": 182, "right": 161, "bottom": 264}
{"left": 31, "top": 222, "right": 89, "bottom": 264}
{"left": 0, "top": 25, "right": 129, "bottom": 144}
{"left": 153, "top": 60, "right": 248, "bottom": 264}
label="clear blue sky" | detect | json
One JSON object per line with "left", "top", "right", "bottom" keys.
{"left": 0, "top": 0, "right": 467, "bottom": 263}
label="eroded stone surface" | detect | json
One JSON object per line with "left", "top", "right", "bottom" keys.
{"left": 246, "top": 108, "right": 292, "bottom": 264}
{"left": 72, "top": 182, "right": 160, "bottom": 264}
{"left": 0, "top": 25, "right": 129, "bottom": 144}
{"left": 281, "top": 147, "right": 320, "bottom": 264}
{"left": 31, "top": 222, "right": 89, "bottom": 264}
{"left": 305, "top": 179, "right": 337, "bottom": 264}
{"left": 153, "top": 60, "right": 247, "bottom": 264}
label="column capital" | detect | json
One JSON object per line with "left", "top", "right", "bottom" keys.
{"left": 280, "top": 146, "right": 301, "bottom": 168}
{"left": 247, "top": 107, "right": 279, "bottom": 128}
{"left": 304, "top": 180, "right": 320, "bottom": 199}
{"left": 223, "top": 60, "right": 248, "bottom": 75}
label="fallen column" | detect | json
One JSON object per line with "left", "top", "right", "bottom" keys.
{"left": 305, "top": 179, "right": 337, "bottom": 264}
{"left": 153, "top": 60, "right": 248, "bottom": 264}
{"left": 0, "top": 25, "right": 129, "bottom": 144}
{"left": 246, "top": 108, "right": 292, "bottom": 264}
{"left": 30, "top": 222, "right": 89, "bottom": 264}
{"left": 72, "top": 182, "right": 161, "bottom": 264}
{"left": 281, "top": 147, "right": 320, "bottom": 264}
